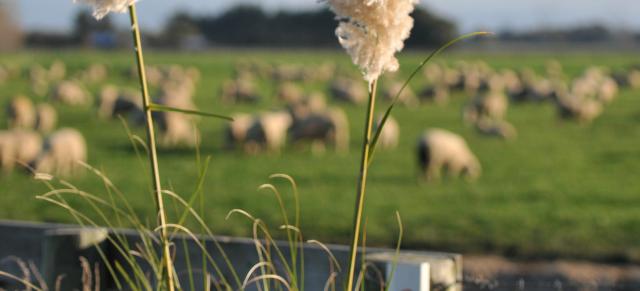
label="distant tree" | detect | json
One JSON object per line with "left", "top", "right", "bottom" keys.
{"left": 162, "top": 12, "right": 201, "bottom": 47}
{"left": 267, "top": 9, "right": 337, "bottom": 47}
{"left": 73, "top": 10, "right": 115, "bottom": 46}
{"left": 567, "top": 25, "right": 612, "bottom": 42}
{"left": 406, "top": 7, "right": 458, "bottom": 47}
{"left": 198, "top": 5, "right": 271, "bottom": 46}
{"left": 195, "top": 5, "right": 455, "bottom": 48}
{"left": 0, "top": 4, "right": 23, "bottom": 51}
{"left": 499, "top": 24, "right": 614, "bottom": 43}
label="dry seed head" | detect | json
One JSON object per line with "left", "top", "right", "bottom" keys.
{"left": 73, "top": 0, "right": 138, "bottom": 20}
{"left": 326, "top": 0, "right": 418, "bottom": 84}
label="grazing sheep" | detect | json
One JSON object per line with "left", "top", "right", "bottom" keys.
{"left": 220, "top": 77, "right": 261, "bottom": 104}
{"left": 29, "top": 65, "right": 49, "bottom": 96}
{"left": 35, "top": 103, "right": 57, "bottom": 133}
{"left": 48, "top": 60, "right": 66, "bottom": 82}
{"left": 287, "top": 92, "right": 328, "bottom": 121}
{"left": 501, "top": 69, "right": 523, "bottom": 97}
{"left": 7, "top": 96, "right": 36, "bottom": 129}
{"left": 442, "top": 67, "right": 463, "bottom": 89}
{"left": 33, "top": 128, "right": 86, "bottom": 177}
{"left": 374, "top": 115, "right": 400, "bottom": 150}
{"left": 597, "top": 78, "right": 618, "bottom": 104}
{"left": 155, "top": 96, "right": 199, "bottom": 147}
{"left": 224, "top": 113, "right": 255, "bottom": 150}
{"left": 464, "top": 91, "right": 508, "bottom": 125}
{"left": 0, "top": 131, "right": 17, "bottom": 172}
{"left": 258, "top": 111, "right": 293, "bottom": 153}
{"left": 277, "top": 82, "right": 304, "bottom": 104}
{"left": 289, "top": 108, "right": 350, "bottom": 153}
{"left": 132, "top": 65, "right": 164, "bottom": 87}
{"left": 98, "top": 85, "right": 142, "bottom": 119}
{"left": 419, "top": 85, "right": 449, "bottom": 105}
{"left": 11, "top": 130, "right": 43, "bottom": 168}
{"left": 487, "top": 74, "right": 506, "bottom": 93}
{"left": 628, "top": 70, "right": 640, "bottom": 89}
{"left": 81, "top": 64, "right": 108, "bottom": 84}
{"left": 417, "top": 129, "right": 481, "bottom": 181}
{"left": 463, "top": 70, "right": 483, "bottom": 95}
{"left": 383, "top": 81, "right": 419, "bottom": 107}
{"left": 272, "top": 64, "right": 308, "bottom": 82}
{"left": 185, "top": 66, "right": 201, "bottom": 83}
{"left": 422, "top": 63, "right": 444, "bottom": 84}
{"left": 556, "top": 95, "right": 603, "bottom": 124}
{"left": 51, "top": 80, "right": 91, "bottom": 106}
{"left": 233, "top": 112, "right": 292, "bottom": 154}
{"left": 313, "top": 63, "right": 337, "bottom": 82}
{"left": 475, "top": 119, "right": 517, "bottom": 140}
{"left": 330, "top": 78, "right": 367, "bottom": 105}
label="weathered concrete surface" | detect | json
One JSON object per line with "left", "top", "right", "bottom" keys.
{"left": 464, "top": 255, "right": 640, "bottom": 291}
{"left": 42, "top": 228, "right": 109, "bottom": 290}
{"left": 0, "top": 220, "right": 462, "bottom": 290}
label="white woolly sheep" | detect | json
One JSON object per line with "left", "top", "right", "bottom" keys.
{"left": 11, "top": 130, "right": 43, "bottom": 169}
{"left": 51, "top": 80, "right": 91, "bottom": 106}
{"left": 33, "top": 128, "right": 86, "bottom": 177}
{"left": 35, "top": 103, "right": 57, "bottom": 133}
{"left": 7, "top": 96, "right": 36, "bottom": 130}
{"left": 155, "top": 96, "right": 199, "bottom": 147}
{"left": 289, "top": 108, "right": 349, "bottom": 154}
{"left": 417, "top": 129, "right": 481, "bottom": 181}
{"left": 98, "top": 85, "right": 142, "bottom": 119}
{"left": 383, "top": 81, "right": 419, "bottom": 107}
{"left": 475, "top": 119, "right": 517, "bottom": 141}
{"left": 374, "top": 115, "right": 400, "bottom": 150}
{"left": 329, "top": 78, "right": 367, "bottom": 105}
{"left": 0, "top": 131, "right": 17, "bottom": 172}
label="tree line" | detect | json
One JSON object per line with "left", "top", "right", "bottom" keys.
{"left": 24, "top": 5, "right": 457, "bottom": 49}
{"left": 20, "top": 5, "right": 640, "bottom": 50}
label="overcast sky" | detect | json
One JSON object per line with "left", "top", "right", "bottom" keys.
{"left": 11, "top": 0, "right": 640, "bottom": 33}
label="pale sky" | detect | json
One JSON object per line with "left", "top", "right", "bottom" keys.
{"left": 11, "top": 0, "right": 640, "bottom": 33}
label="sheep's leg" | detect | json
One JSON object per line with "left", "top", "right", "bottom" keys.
{"left": 312, "top": 141, "right": 326, "bottom": 155}
{"left": 425, "top": 159, "right": 442, "bottom": 181}
{"left": 448, "top": 160, "right": 464, "bottom": 178}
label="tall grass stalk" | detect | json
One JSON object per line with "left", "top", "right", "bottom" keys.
{"left": 127, "top": 4, "right": 175, "bottom": 290}
{"left": 345, "top": 79, "right": 378, "bottom": 291}
{"left": 345, "top": 32, "right": 491, "bottom": 291}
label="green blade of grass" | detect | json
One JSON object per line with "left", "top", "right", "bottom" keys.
{"left": 367, "top": 31, "right": 492, "bottom": 167}
{"left": 149, "top": 103, "right": 234, "bottom": 121}
{"left": 384, "top": 211, "right": 404, "bottom": 291}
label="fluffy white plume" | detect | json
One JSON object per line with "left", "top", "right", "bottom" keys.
{"left": 326, "top": 0, "right": 418, "bottom": 84}
{"left": 73, "top": 0, "right": 138, "bottom": 20}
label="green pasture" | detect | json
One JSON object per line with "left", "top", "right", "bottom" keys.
{"left": 1, "top": 50, "right": 639, "bottom": 263}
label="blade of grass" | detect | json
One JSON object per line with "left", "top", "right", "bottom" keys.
{"left": 149, "top": 103, "right": 233, "bottom": 121}
{"left": 368, "top": 31, "right": 492, "bottom": 167}
{"left": 128, "top": 4, "right": 175, "bottom": 290}
{"left": 346, "top": 79, "right": 379, "bottom": 291}
{"left": 383, "top": 212, "right": 404, "bottom": 291}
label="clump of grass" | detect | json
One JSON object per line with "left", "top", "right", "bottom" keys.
{"left": 14, "top": 160, "right": 403, "bottom": 290}
{"left": 68, "top": 2, "right": 231, "bottom": 289}
{"left": 324, "top": 0, "right": 489, "bottom": 288}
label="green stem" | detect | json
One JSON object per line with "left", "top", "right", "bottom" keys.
{"left": 128, "top": 5, "right": 175, "bottom": 291}
{"left": 345, "top": 79, "right": 378, "bottom": 291}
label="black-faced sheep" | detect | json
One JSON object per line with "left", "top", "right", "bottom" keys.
{"left": 417, "top": 129, "right": 481, "bottom": 181}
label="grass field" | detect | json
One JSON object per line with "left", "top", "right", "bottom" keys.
{"left": 1, "top": 50, "right": 639, "bottom": 263}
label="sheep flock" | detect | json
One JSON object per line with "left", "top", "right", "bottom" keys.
{"left": 1, "top": 57, "right": 637, "bottom": 181}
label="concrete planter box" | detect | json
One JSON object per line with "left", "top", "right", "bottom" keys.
{"left": 0, "top": 220, "right": 461, "bottom": 291}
